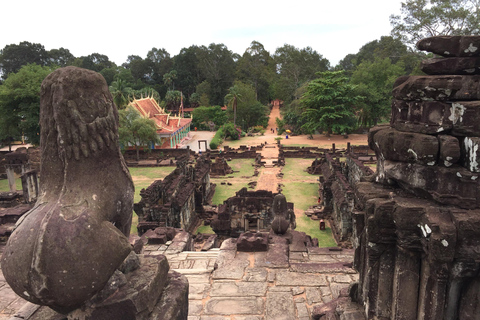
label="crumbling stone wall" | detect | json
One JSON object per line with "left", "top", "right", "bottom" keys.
{"left": 211, "top": 188, "right": 295, "bottom": 237}
{"left": 210, "top": 156, "right": 233, "bottom": 176}
{"left": 134, "top": 155, "right": 212, "bottom": 234}
{"left": 123, "top": 148, "right": 192, "bottom": 162}
{"left": 351, "top": 36, "right": 480, "bottom": 319}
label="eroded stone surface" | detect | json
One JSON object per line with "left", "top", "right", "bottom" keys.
{"left": 265, "top": 292, "right": 295, "bottom": 320}
{"left": 204, "top": 297, "right": 264, "bottom": 315}
{"left": 1, "top": 66, "right": 134, "bottom": 313}
{"left": 417, "top": 36, "right": 480, "bottom": 57}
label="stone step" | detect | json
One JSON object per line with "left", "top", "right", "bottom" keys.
{"left": 172, "top": 268, "right": 214, "bottom": 274}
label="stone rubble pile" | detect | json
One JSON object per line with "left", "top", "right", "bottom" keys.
{"left": 359, "top": 36, "right": 480, "bottom": 319}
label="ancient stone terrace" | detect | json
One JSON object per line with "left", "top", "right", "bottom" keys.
{"left": 144, "top": 231, "right": 362, "bottom": 320}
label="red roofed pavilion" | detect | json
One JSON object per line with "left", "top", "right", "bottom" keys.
{"left": 128, "top": 96, "right": 192, "bottom": 148}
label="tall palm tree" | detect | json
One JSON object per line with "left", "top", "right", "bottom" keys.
{"left": 109, "top": 79, "right": 132, "bottom": 109}
{"left": 225, "top": 85, "right": 242, "bottom": 126}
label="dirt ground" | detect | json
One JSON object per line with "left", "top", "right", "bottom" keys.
{"left": 223, "top": 103, "right": 368, "bottom": 150}
{"left": 220, "top": 104, "right": 369, "bottom": 222}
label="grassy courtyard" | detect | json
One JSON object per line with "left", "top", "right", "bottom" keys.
{"left": 0, "top": 158, "right": 336, "bottom": 246}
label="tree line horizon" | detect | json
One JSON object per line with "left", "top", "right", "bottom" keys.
{"left": 0, "top": 0, "right": 478, "bottom": 146}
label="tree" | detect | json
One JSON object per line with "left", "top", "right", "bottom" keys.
{"left": 79, "top": 53, "right": 114, "bottom": 72}
{"left": 390, "top": 0, "right": 480, "bottom": 47}
{"left": 174, "top": 46, "right": 204, "bottom": 101}
{"left": 0, "top": 64, "right": 55, "bottom": 145}
{"left": 165, "top": 90, "right": 183, "bottom": 112}
{"left": 351, "top": 57, "right": 405, "bottom": 127}
{"left": 163, "top": 70, "right": 177, "bottom": 90}
{"left": 236, "top": 41, "right": 275, "bottom": 104}
{"left": 225, "top": 81, "right": 268, "bottom": 130}
{"left": 225, "top": 85, "right": 242, "bottom": 126}
{"left": 109, "top": 79, "right": 133, "bottom": 109}
{"left": 118, "top": 107, "right": 159, "bottom": 161}
{"left": 0, "top": 42, "right": 48, "bottom": 79}
{"left": 197, "top": 43, "right": 236, "bottom": 105}
{"left": 300, "top": 71, "right": 361, "bottom": 136}
{"left": 191, "top": 105, "right": 228, "bottom": 130}
{"left": 273, "top": 44, "right": 330, "bottom": 103}
{"left": 46, "top": 48, "right": 75, "bottom": 67}
{"left": 123, "top": 55, "right": 152, "bottom": 83}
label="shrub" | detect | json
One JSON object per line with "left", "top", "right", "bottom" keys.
{"left": 209, "top": 126, "right": 225, "bottom": 149}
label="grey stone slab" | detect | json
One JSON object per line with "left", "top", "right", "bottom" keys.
{"left": 335, "top": 274, "right": 354, "bottom": 283}
{"left": 204, "top": 297, "right": 264, "bottom": 315}
{"left": 178, "top": 259, "right": 196, "bottom": 269}
{"left": 210, "top": 281, "right": 267, "bottom": 297}
{"left": 268, "top": 286, "right": 293, "bottom": 292}
{"left": 193, "top": 259, "right": 210, "bottom": 269}
{"left": 264, "top": 242, "right": 289, "bottom": 268}
{"left": 220, "top": 238, "right": 237, "bottom": 250}
{"left": 319, "top": 286, "right": 332, "bottom": 296}
{"left": 292, "top": 286, "right": 304, "bottom": 295}
{"left": 243, "top": 268, "right": 268, "bottom": 282}
{"left": 188, "top": 316, "right": 200, "bottom": 320}
{"left": 233, "top": 316, "right": 264, "bottom": 320}
{"left": 265, "top": 292, "right": 295, "bottom": 320}
{"left": 267, "top": 270, "right": 276, "bottom": 283}
{"left": 215, "top": 249, "right": 236, "bottom": 268}
{"left": 289, "top": 252, "right": 306, "bottom": 261}
{"left": 189, "top": 283, "right": 210, "bottom": 299}
{"left": 333, "top": 254, "right": 355, "bottom": 262}
{"left": 185, "top": 273, "right": 211, "bottom": 284}
{"left": 189, "top": 300, "right": 204, "bottom": 316}
{"left": 330, "top": 283, "right": 350, "bottom": 299}
{"left": 276, "top": 271, "right": 328, "bottom": 287}
{"left": 307, "top": 254, "right": 341, "bottom": 263}
{"left": 306, "top": 287, "right": 322, "bottom": 304}
{"left": 294, "top": 296, "right": 306, "bottom": 303}
{"left": 296, "top": 302, "right": 310, "bottom": 319}
{"left": 212, "top": 256, "right": 249, "bottom": 280}
{"left": 290, "top": 262, "right": 356, "bottom": 274}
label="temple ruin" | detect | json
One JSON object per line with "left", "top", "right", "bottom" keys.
{"left": 134, "top": 154, "right": 214, "bottom": 235}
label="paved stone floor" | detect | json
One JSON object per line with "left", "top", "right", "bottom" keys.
{"left": 146, "top": 238, "right": 357, "bottom": 320}
{"left": 1, "top": 237, "right": 358, "bottom": 320}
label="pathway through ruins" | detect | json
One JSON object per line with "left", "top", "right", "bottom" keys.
{"left": 255, "top": 103, "right": 282, "bottom": 193}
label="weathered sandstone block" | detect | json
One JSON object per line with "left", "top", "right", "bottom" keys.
{"left": 391, "top": 100, "right": 480, "bottom": 136}
{"left": 462, "top": 137, "right": 480, "bottom": 172}
{"left": 371, "top": 127, "right": 439, "bottom": 165}
{"left": 392, "top": 75, "right": 480, "bottom": 101}
{"left": 438, "top": 135, "right": 461, "bottom": 167}
{"left": 420, "top": 57, "right": 480, "bottom": 75}
{"left": 417, "top": 36, "right": 480, "bottom": 57}
{"left": 382, "top": 160, "right": 480, "bottom": 209}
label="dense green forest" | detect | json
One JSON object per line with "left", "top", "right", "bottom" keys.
{"left": 0, "top": 0, "right": 478, "bottom": 146}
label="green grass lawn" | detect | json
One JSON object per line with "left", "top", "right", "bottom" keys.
{"left": 210, "top": 159, "right": 256, "bottom": 205}
{"left": 282, "top": 159, "right": 319, "bottom": 180}
{"left": 0, "top": 177, "right": 22, "bottom": 192}
{"left": 196, "top": 222, "right": 215, "bottom": 234}
{"left": 296, "top": 215, "right": 337, "bottom": 247}
{"left": 282, "top": 182, "right": 318, "bottom": 211}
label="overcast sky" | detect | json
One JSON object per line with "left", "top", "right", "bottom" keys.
{"left": 2, "top": 0, "right": 403, "bottom": 67}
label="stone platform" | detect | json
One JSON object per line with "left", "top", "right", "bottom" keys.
{"left": 1, "top": 237, "right": 363, "bottom": 320}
